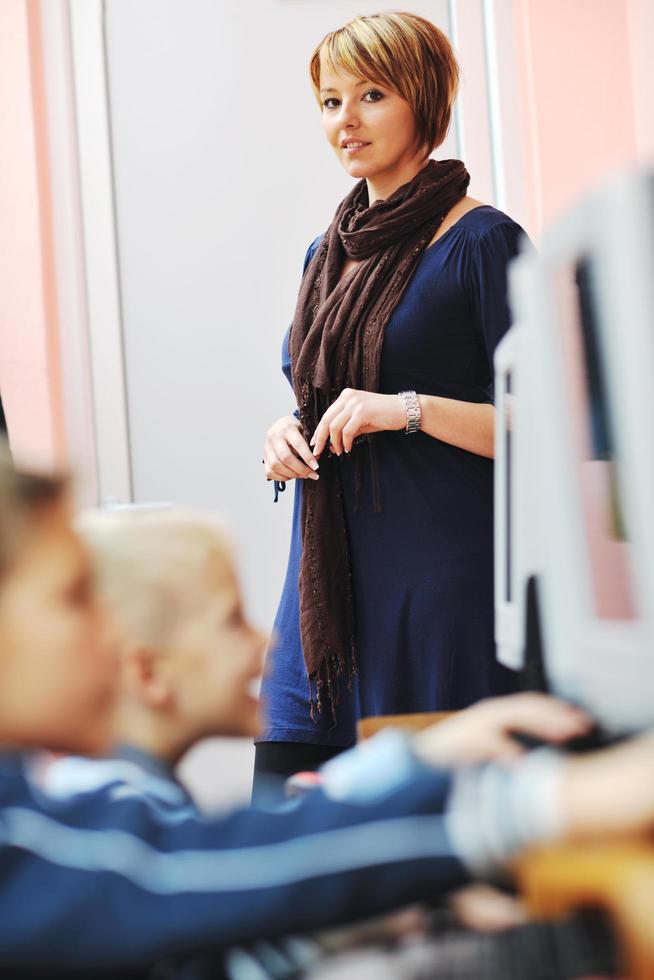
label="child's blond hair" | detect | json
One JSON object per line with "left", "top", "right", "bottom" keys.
{"left": 76, "top": 509, "right": 235, "bottom": 649}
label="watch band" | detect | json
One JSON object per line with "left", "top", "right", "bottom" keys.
{"left": 398, "top": 390, "right": 422, "bottom": 434}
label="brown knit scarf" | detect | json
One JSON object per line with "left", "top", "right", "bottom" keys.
{"left": 289, "top": 158, "right": 470, "bottom": 719}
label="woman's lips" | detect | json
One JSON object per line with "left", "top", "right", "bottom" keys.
{"left": 342, "top": 141, "right": 371, "bottom": 154}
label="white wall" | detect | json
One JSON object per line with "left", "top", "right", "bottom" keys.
{"left": 102, "top": 0, "right": 455, "bottom": 631}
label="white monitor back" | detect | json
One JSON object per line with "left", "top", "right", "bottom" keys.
{"left": 503, "top": 169, "right": 654, "bottom": 732}
{"left": 494, "top": 254, "right": 548, "bottom": 673}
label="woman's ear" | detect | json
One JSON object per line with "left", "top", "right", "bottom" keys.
{"left": 123, "top": 643, "right": 174, "bottom": 710}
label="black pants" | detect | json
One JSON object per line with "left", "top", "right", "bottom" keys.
{"left": 252, "top": 741, "right": 347, "bottom": 807}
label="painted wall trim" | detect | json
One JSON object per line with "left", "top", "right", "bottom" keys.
{"left": 38, "top": 0, "right": 99, "bottom": 501}
{"left": 24, "top": 0, "right": 67, "bottom": 464}
{"left": 69, "top": 0, "right": 132, "bottom": 503}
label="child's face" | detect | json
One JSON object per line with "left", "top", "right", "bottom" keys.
{"left": 0, "top": 498, "right": 117, "bottom": 754}
{"left": 167, "top": 555, "right": 267, "bottom": 739}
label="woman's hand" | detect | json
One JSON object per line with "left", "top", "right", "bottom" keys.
{"left": 311, "top": 389, "right": 406, "bottom": 456}
{"left": 263, "top": 415, "right": 320, "bottom": 483}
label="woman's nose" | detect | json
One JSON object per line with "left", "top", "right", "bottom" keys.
{"left": 338, "top": 100, "right": 360, "bottom": 128}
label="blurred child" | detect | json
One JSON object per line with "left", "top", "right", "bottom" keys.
{"left": 44, "top": 509, "right": 265, "bottom": 813}
{"left": 0, "top": 444, "right": 652, "bottom": 978}
{"left": 0, "top": 454, "right": 115, "bottom": 756}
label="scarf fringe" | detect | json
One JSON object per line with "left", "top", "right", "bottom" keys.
{"left": 308, "top": 639, "right": 359, "bottom": 729}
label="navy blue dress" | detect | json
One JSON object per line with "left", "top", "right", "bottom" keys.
{"left": 260, "top": 205, "right": 528, "bottom": 747}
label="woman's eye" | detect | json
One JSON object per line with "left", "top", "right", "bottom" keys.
{"left": 322, "top": 90, "right": 384, "bottom": 110}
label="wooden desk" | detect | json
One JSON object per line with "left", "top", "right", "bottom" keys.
{"left": 357, "top": 711, "right": 454, "bottom": 741}
{"left": 514, "top": 840, "right": 654, "bottom": 980}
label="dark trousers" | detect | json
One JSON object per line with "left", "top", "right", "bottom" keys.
{"left": 252, "top": 741, "right": 346, "bottom": 807}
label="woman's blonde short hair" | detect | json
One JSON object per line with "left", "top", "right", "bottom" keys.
{"left": 309, "top": 11, "right": 459, "bottom": 154}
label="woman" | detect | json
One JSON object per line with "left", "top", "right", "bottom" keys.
{"left": 256, "top": 12, "right": 529, "bottom": 792}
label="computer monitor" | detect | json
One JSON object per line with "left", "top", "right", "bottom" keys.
{"left": 494, "top": 321, "right": 519, "bottom": 669}
{"left": 496, "top": 168, "right": 654, "bottom": 732}
{"left": 494, "top": 254, "right": 545, "bottom": 675}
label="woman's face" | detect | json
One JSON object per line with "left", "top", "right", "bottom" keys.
{"left": 0, "top": 498, "right": 117, "bottom": 755}
{"left": 319, "top": 65, "right": 425, "bottom": 185}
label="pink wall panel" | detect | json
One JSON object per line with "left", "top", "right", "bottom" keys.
{"left": 514, "top": 0, "right": 640, "bottom": 234}
{"left": 627, "top": 0, "right": 654, "bottom": 163}
{"left": 0, "top": 0, "right": 64, "bottom": 467}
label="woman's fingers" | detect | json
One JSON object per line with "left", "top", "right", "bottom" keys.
{"left": 310, "top": 415, "right": 332, "bottom": 457}
{"left": 313, "top": 407, "right": 353, "bottom": 456}
{"left": 330, "top": 407, "right": 363, "bottom": 455}
{"left": 272, "top": 438, "right": 318, "bottom": 480}
{"left": 286, "top": 428, "right": 320, "bottom": 473}
{"left": 341, "top": 412, "right": 363, "bottom": 454}
{"left": 263, "top": 440, "right": 318, "bottom": 482}
{"left": 327, "top": 409, "right": 352, "bottom": 456}
{"left": 312, "top": 390, "right": 370, "bottom": 455}
{"left": 263, "top": 416, "right": 321, "bottom": 482}
{"left": 264, "top": 450, "right": 297, "bottom": 482}
{"left": 311, "top": 391, "right": 349, "bottom": 455}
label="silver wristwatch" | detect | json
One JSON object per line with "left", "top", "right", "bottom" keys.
{"left": 398, "top": 390, "right": 422, "bottom": 434}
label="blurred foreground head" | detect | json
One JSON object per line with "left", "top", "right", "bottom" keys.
{"left": 77, "top": 509, "right": 267, "bottom": 756}
{"left": 0, "top": 444, "right": 115, "bottom": 754}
